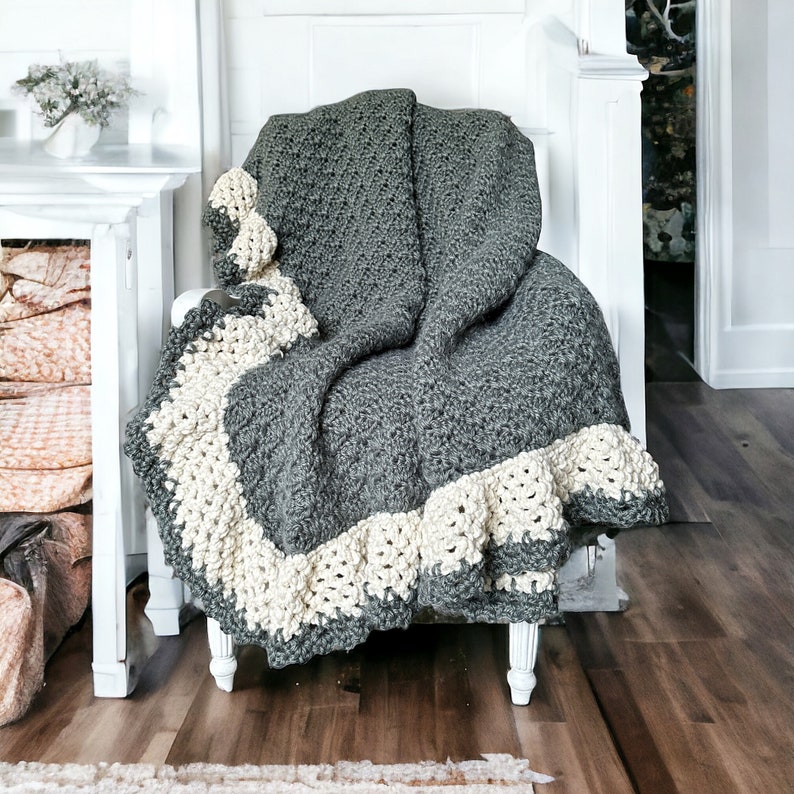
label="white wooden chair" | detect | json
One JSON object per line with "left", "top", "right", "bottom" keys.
{"left": 145, "top": 0, "right": 646, "bottom": 706}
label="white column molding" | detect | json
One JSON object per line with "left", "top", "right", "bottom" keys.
{"left": 198, "top": 0, "right": 232, "bottom": 188}
{"left": 90, "top": 218, "right": 142, "bottom": 697}
{"left": 572, "top": 55, "right": 648, "bottom": 443}
{"left": 695, "top": 0, "right": 733, "bottom": 386}
{"left": 575, "top": 0, "right": 632, "bottom": 57}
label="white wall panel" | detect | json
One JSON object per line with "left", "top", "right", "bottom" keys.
{"left": 308, "top": 22, "right": 480, "bottom": 110}
{"left": 0, "top": 0, "right": 128, "bottom": 52}
{"left": 732, "top": 249, "right": 794, "bottom": 328}
{"left": 696, "top": 0, "right": 794, "bottom": 388}
{"left": 766, "top": 3, "right": 794, "bottom": 248}
{"left": 0, "top": 0, "right": 130, "bottom": 139}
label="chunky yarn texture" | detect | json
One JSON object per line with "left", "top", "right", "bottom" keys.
{"left": 125, "top": 90, "right": 668, "bottom": 667}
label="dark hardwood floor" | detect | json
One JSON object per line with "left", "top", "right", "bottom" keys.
{"left": 1, "top": 323, "right": 792, "bottom": 791}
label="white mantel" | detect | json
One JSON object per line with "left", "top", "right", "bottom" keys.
{"left": 0, "top": 141, "right": 200, "bottom": 697}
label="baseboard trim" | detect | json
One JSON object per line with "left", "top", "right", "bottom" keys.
{"left": 702, "top": 369, "right": 794, "bottom": 389}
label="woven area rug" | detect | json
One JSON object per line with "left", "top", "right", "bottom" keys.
{"left": 0, "top": 755, "right": 552, "bottom": 792}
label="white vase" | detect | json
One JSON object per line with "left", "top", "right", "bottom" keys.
{"left": 42, "top": 113, "right": 101, "bottom": 159}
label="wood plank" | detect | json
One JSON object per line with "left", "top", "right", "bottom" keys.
{"left": 514, "top": 626, "right": 634, "bottom": 794}
{"left": 614, "top": 526, "right": 728, "bottom": 644}
{"left": 648, "top": 383, "right": 794, "bottom": 522}
{"left": 646, "top": 384, "right": 774, "bottom": 514}
{"left": 586, "top": 667, "right": 678, "bottom": 793}
{"left": 458, "top": 625, "right": 524, "bottom": 755}
{"left": 44, "top": 620, "right": 208, "bottom": 765}
{"left": 645, "top": 396, "right": 711, "bottom": 523}
{"left": 432, "top": 624, "right": 487, "bottom": 762}
{"left": 616, "top": 638, "right": 793, "bottom": 793}
{"left": 734, "top": 388, "right": 794, "bottom": 459}
{"left": 695, "top": 387, "right": 794, "bottom": 516}
{"left": 655, "top": 518, "right": 794, "bottom": 646}
{"left": 354, "top": 632, "right": 396, "bottom": 764}
{"left": 569, "top": 511, "right": 794, "bottom": 793}
{"left": 165, "top": 672, "right": 255, "bottom": 765}
{"left": 365, "top": 626, "right": 441, "bottom": 763}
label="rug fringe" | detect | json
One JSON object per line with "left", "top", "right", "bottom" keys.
{"left": 0, "top": 754, "right": 553, "bottom": 792}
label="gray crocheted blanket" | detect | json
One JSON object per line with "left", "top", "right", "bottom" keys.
{"left": 125, "top": 89, "right": 668, "bottom": 668}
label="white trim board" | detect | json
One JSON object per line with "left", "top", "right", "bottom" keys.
{"left": 695, "top": 0, "right": 794, "bottom": 389}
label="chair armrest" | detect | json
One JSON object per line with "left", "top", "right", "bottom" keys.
{"left": 171, "top": 288, "right": 241, "bottom": 327}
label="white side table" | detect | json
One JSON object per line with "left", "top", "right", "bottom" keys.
{"left": 0, "top": 141, "right": 200, "bottom": 697}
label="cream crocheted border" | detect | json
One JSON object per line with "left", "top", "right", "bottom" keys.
{"left": 145, "top": 168, "right": 663, "bottom": 641}
{"left": 207, "top": 167, "right": 276, "bottom": 283}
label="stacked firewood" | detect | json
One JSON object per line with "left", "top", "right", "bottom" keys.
{"left": 0, "top": 243, "right": 93, "bottom": 725}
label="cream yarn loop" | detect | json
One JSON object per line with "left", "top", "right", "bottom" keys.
{"left": 208, "top": 166, "right": 278, "bottom": 281}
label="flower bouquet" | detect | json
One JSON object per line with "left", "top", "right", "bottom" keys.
{"left": 13, "top": 57, "right": 139, "bottom": 157}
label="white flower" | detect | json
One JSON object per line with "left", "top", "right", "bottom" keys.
{"left": 12, "top": 56, "right": 139, "bottom": 128}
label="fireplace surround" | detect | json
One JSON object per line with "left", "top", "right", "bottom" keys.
{"left": 0, "top": 140, "right": 198, "bottom": 697}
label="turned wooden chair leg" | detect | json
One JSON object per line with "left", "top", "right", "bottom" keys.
{"left": 206, "top": 617, "right": 237, "bottom": 692}
{"left": 144, "top": 509, "right": 186, "bottom": 636}
{"left": 507, "top": 621, "right": 540, "bottom": 705}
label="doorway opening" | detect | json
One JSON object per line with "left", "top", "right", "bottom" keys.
{"left": 644, "top": 259, "right": 699, "bottom": 383}
{"left": 626, "top": 1, "right": 698, "bottom": 384}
